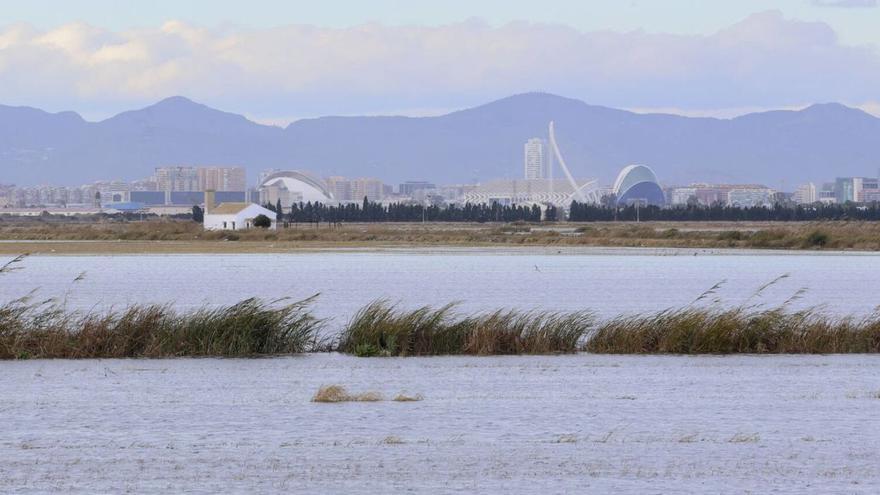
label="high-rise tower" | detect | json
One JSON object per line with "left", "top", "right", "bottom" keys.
{"left": 524, "top": 138, "right": 545, "bottom": 179}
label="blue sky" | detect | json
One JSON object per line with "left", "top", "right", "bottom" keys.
{"left": 0, "top": 0, "right": 878, "bottom": 122}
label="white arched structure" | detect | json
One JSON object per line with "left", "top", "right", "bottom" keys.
{"left": 612, "top": 164, "right": 665, "bottom": 206}
{"left": 259, "top": 171, "right": 335, "bottom": 204}
{"left": 548, "top": 122, "right": 602, "bottom": 204}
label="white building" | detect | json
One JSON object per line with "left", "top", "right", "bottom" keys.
{"left": 727, "top": 188, "right": 774, "bottom": 208}
{"left": 524, "top": 138, "right": 546, "bottom": 180}
{"left": 203, "top": 192, "right": 277, "bottom": 230}
{"left": 793, "top": 183, "right": 817, "bottom": 204}
{"left": 461, "top": 178, "right": 596, "bottom": 207}
{"left": 669, "top": 187, "right": 698, "bottom": 206}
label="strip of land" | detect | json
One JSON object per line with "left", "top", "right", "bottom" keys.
{"left": 1, "top": 219, "right": 879, "bottom": 254}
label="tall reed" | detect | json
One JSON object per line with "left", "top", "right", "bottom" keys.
{"left": 0, "top": 295, "right": 323, "bottom": 359}
{"left": 337, "top": 300, "right": 593, "bottom": 356}
{"left": 584, "top": 307, "right": 880, "bottom": 354}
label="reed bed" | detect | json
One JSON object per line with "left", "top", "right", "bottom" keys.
{"left": 337, "top": 300, "right": 593, "bottom": 356}
{"left": 0, "top": 295, "right": 322, "bottom": 359}
{"left": 585, "top": 307, "right": 880, "bottom": 354}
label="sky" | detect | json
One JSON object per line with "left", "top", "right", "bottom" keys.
{"left": 1, "top": 0, "right": 879, "bottom": 123}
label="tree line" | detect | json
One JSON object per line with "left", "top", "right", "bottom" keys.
{"left": 263, "top": 198, "right": 556, "bottom": 224}
{"left": 239, "top": 197, "right": 880, "bottom": 224}
{"left": 569, "top": 201, "right": 880, "bottom": 222}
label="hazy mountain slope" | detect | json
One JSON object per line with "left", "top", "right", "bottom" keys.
{"left": 1, "top": 93, "right": 878, "bottom": 186}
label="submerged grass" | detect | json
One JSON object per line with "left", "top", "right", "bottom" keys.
{"left": 0, "top": 294, "right": 322, "bottom": 359}
{"left": 337, "top": 300, "right": 593, "bottom": 356}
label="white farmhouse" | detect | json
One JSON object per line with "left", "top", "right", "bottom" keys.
{"left": 203, "top": 191, "right": 277, "bottom": 230}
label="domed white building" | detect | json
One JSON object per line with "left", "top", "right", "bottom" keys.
{"left": 612, "top": 165, "right": 665, "bottom": 206}
{"left": 258, "top": 171, "right": 335, "bottom": 206}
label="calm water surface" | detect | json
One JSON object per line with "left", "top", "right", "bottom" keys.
{"left": 3, "top": 248, "right": 880, "bottom": 493}
{"left": 2, "top": 354, "right": 879, "bottom": 493}
{"left": 1, "top": 248, "right": 877, "bottom": 327}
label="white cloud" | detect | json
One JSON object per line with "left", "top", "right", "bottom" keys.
{"left": 811, "top": 0, "right": 877, "bottom": 8}
{"left": 0, "top": 11, "right": 878, "bottom": 120}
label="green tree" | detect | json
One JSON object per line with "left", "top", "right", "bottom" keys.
{"left": 253, "top": 214, "right": 272, "bottom": 228}
{"left": 191, "top": 205, "right": 204, "bottom": 223}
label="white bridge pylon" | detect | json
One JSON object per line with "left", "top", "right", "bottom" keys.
{"left": 548, "top": 121, "right": 602, "bottom": 204}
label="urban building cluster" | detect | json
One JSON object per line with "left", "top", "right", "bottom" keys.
{"left": 0, "top": 165, "right": 461, "bottom": 216}
{"left": 3, "top": 136, "right": 879, "bottom": 223}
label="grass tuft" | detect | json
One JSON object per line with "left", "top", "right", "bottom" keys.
{"left": 393, "top": 393, "right": 424, "bottom": 402}
{"left": 312, "top": 385, "right": 384, "bottom": 402}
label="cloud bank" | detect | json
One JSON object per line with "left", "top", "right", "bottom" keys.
{"left": 811, "top": 0, "right": 877, "bottom": 8}
{"left": 0, "top": 11, "right": 878, "bottom": 121}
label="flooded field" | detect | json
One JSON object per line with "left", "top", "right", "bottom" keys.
{"left": 2, "top": 248, "right": 880, "bottom": 332}
{"left": 3, "top": 354, "right": 879, "bottom": 493}
{"left": 3, "top": 249, "right": 879, "bottom": 492}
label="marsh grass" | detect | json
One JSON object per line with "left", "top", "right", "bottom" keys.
{"left": 337, "top": 300, "right": 593, "bottom": 356}
{"left": 0, "top": 294, "right": 323, "bottom": 359}
{"left": 585, "top": 307, "right": 880, "bottom": 354}
{"left": 585, "top": 276, "right": 880, "bottom": 355}
{"left": 5, "top": 220, "right": 880, "bottom": 252}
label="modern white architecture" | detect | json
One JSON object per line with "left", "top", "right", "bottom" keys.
{"left": 461, "top": 179, "right": 590, "bottom": 207}
{"left": 612, "top": 165, "right": 665, "bottom": 206}
{"left": 258, "top": 171, "right": 335, "bottom": 206}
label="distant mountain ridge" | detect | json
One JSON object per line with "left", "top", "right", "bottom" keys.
{"left": 2, "top": 93, "right": 879, "bottom": 187}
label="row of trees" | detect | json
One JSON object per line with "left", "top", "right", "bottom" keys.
{"left": 218, "top": 197, "right": 880, "bottom": 224}
{"left": 264, "top": 198, "right": 557, "bottom": 224}
{"left": 569, "top": 201, "right": 880, "bottom": 222}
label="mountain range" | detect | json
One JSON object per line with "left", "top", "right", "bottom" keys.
{"left": 2, "top": 93, "right": 879, "bottom": 187}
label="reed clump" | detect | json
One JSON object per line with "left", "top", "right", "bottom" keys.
{"left": 585, "top": 307, "right": 880, "bottom": 354}
{"left": 312, "top": 385, "right": 384, "bottom": 402}
{"left": 393, "top": 393, "right": 424, "bottom": 402}
{"left": 0, "top": 295, "right": 322, "bottom": 359}
{"left": 337, "top": 300, "right": 593, "bottom": 356}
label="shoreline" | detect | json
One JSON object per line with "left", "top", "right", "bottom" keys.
{"left": 1, "top": 240, "right": 879, "bottom": 256}
{"left": 2, "top": 219, "right": 879, "bottom": 254}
